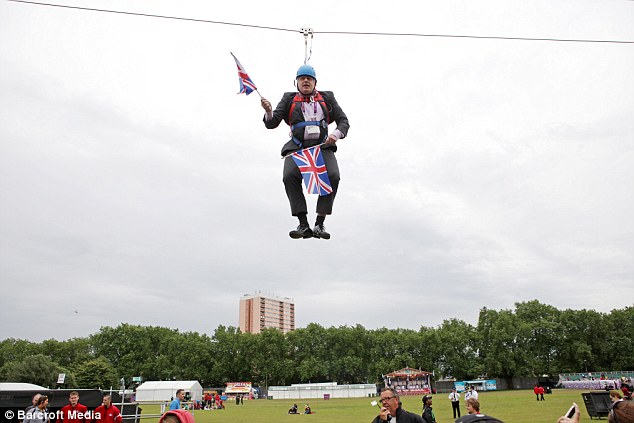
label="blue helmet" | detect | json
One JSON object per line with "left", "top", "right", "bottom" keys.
{"left": 296, "top": 64, "right": 317, "bottom": 82}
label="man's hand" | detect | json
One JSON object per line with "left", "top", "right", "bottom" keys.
{"left": 379, "top": 406, "right": 391, "bottom": 422}
{"left": 261, "top": 98, "right": 272, "bottom": 112}
{"left": 324, "top": 134, "right": 338, "bottom": 145}
{"left": 557, "top": 403, "right": 580, "bottom": 423}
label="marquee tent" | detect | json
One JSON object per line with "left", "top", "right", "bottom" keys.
{"left": 135, "top": 380, "right": 203, "bottom": 402}
{"left": 0, "top": 383, "right": 47, "bottom": 391}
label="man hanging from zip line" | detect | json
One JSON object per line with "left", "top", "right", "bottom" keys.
{"left": 260, "top": 64, "right": 350, "bottom": 240}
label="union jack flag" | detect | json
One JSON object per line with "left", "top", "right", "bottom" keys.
{"left": 290, "top": 145, "right": 333, "bottom": 196}
{"left": 230, "top": 52, "right": 257, "bottom": 95}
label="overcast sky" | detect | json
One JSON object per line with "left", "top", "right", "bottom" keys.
{"left": 1, "top": 0, "right": 633, "bottom": 343}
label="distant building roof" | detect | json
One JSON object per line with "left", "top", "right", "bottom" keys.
{"left": 386, "top": 367, "right": 432, "bottom": 378}
{"left": 0, "top": 382, "right": 47, "bottom": 391}
{"left": 137, "top": 380, "right": 202, "bottom": 390}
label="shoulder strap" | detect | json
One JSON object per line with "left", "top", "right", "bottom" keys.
{"left": 313, "top": 91, "right": 330, "bottom": 124}
{"left": 287, "top": 93, "right": 302, "bottom": 125}
{"left": 287, "top": 92, "right": 330, "bottom": 125}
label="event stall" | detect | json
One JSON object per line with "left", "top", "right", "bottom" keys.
{"left": 383, "top": 367, "right": 432, "bottom": 395}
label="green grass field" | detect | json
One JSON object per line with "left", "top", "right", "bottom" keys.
{"left": 140, "top": 389, "right": 589, "bottom": 423}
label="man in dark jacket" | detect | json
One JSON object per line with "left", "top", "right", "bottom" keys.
{"left": 422, "top": 395, "right": 436, "bottom": 423}
{"left": 372, "top": 388, "right": 424, "bottom": 423}
{"left": 261, "top": 64, "right": 349, "bottom": 240}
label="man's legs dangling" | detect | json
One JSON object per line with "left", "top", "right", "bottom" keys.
{"left": 313, "top": 149, "right": 340, "bottom": 239}
{"left": 283, "top": 156, "right": 312, "bottom": 239}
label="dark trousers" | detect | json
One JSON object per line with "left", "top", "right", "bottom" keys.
{"left": 283, "top": 148, "right": 340, "bottom": 216}
{"left": 452, "top": 401, "right": 460, "bottom": 418}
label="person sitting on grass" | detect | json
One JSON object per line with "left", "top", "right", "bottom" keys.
{"left": 288, "top": 404, "right": 299, "bottom": 414}
{"left": 304, "top": 404, "right": 312, "bottom": 414}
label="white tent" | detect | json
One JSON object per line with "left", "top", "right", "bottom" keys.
{"left": 135, "top": 380, "right": 203, "bottom": 402}
{"left": 268, "top": 382, "right": 377, "bottom": 399}
{"left": 0, "top": 383, "right": 47, "bottom": 391}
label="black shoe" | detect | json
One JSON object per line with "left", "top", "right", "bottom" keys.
{"left": 312, "top": 224, "right": 330, "bottom": 239}
{"left": 289, "top": 224, "right": 313, "bottom": 239}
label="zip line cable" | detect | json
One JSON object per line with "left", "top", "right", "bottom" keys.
{"left": 315, "top": 30, "right": 634, "bottom": 44}
{"left": 6, "top": 0, "right": 634, "bottom": 45}
{"left": 5, "top": 0, "right": 298, "bottom": 33}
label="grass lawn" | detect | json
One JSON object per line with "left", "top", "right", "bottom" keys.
{"left": 139, "top": 389, "right": 589, "bottom": 423}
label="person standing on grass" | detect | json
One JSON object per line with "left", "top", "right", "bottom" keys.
{"left": 449, "top": 387, "right": 461, "bottom": 418}
{"left": 465, "top": 386, "right": 478, "bottom": 402}
{"left": 421, "top": 395, "right": 436, "bottom": 423}
{"left": 170, "top": 389, "right": 185, "bottom": 410}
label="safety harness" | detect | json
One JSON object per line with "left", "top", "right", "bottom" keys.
{"left": 287, "top": 91, "right": 330, "bottom": 148}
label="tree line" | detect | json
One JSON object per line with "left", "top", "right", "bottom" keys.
{"left": 1, "top": 300, "right": 632, "bottom": 389}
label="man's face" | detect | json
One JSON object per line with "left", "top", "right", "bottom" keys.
{"left": 32, "top": 394, "right": 41, "bottom": 406}
{"left": 466, "top": 403, "right": 475, "bottom": 414}
{"left": 178, "top": 391, "right": 186, "bottom": 400}
{"left": 297, "top": 75, "right": 316, "bottom": 95}
{"left": 103, "top": 396, "right": 111, "bottom": 407}
{"left": 69, "top": 394, "right": 79, "bottom": 406}
{"left": 379, "top": 391, "right": 398, "bottom": 414}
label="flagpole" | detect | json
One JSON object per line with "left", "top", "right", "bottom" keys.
{"left": 281, "top": 142, "right": 326, "bottom": 159}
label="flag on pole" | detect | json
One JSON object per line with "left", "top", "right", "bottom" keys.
{"left": 230, "top": 52, "right": 257, "bottom": 95}
{"left": 290, "top": 145, "right": 332, "bottom": 196}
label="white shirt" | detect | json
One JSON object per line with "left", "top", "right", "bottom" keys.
{"left": 466, "top": 390, "right": 478, "bottom": 400}
{"left": 449, "top": 392, "right": 460, "bottom": 401}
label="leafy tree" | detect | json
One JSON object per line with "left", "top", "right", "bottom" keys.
{"left": 325, "top": 325, "right": 371, "bottom": 383}
{"left": 435, "top": 319, "right": 480, "bottom": 380}
{"left": 75, "top": 357, "right": 118, "bottom": 389}
{"left": 90, "top": 323, "right": 181, "bottom": 381}
{"left": 0, "top": 354, "right": 63, "bottom": 387}
{"left": 210, "top": 325, "right": 253, "bottom": 386}
{"left": 477, "top": 308, "right": 531, "bottom": 384}
{"left": 555, "top": 308, "right": 608, "bottom": 372}
{"left": 251, "top": 328, "right": 293, "bottom": 386}
{"left": 41, "top": 338, "right": 94, "bottom": 371}
{"left": 603, "top": 306, "right": 634, "bottom": 370}
{"left": 514, "top": 300, "right": 562, "bottom": 376}
{"left": 287, "top": 324, "right": 330, "bottom": 383}
{"left": 0, "top": 339, "right": 39, "bottom": 369}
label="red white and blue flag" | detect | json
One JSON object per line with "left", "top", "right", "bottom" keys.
{"left": 290, "top": 145, "right": 332, "bottom": 196}
{"left": 230, "top": 52, "right": 257, "bottom": 95}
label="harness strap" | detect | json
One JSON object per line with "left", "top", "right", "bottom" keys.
{"left": 291, "top": 121, "right": 320, "bottom": 130}
{"left": 287, "top": 91, "right": 330, "bottom": 149}
{"left": 287, "top": 92, "right": 330, "bottom": 125}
